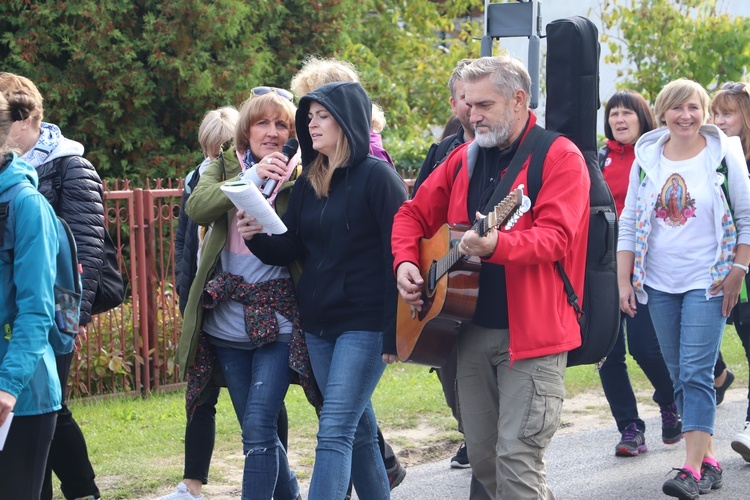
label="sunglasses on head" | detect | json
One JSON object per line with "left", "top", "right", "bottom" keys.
{"left": 251, "top": 86, "right": 294, "bottom": 101}
{"left": 721, "top": 81, "right": 748, "bottom": 94}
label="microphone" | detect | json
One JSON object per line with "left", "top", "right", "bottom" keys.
{"left": 262, "top": 138, "right": 299, "bottom": 198}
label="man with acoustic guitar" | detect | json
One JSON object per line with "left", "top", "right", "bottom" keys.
{"left": 392, "top": 56, "right": 590, "bottom": 499}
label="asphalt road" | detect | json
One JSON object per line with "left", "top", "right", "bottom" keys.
{"left": 383, "top": 391, "right": 750, "bottom": 500}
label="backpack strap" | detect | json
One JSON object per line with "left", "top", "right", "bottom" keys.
{"left": 0, "top": 183, "right": 40, "bottom": 255}
{"left": 0, "top": 200, "right": 9, "bottom": 248}
{"left": 434, "top": 133, "right": 461, "bottom": 170}
{"left": 718, "top": 157, "right": 730, "bottom": 209}
{"left": 525, "top": 130, "right": 562, "bottom": 207}
{"left": 597, "top": 145, "right": 610, "bottom": 170}
{"left": 52, "top": 156, "right": 79, "bottom": 213}
{"left": 482, "top": 125, "right": 552, "bottom": 213}
{"left": 526, "top": 131, "right": 583, "bottom": 319}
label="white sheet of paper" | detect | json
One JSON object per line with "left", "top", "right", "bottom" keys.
{"left": 220, "top": 182, "right": 287, "bottom": 235}
{"left": 0, "top": 412, "right": 13, "bottom": 451}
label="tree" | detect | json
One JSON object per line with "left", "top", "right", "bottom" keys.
{"left": 346, "top": 0, "right": 482, "bottom": 175}
{"left": 0, "top": 0, "right": 484, "bottom": 179}
{"left": 599, "top": 0, "right": 750, "bottom": 100}
{"left": 0, "top": 0, "right": 357, "bottom": 179}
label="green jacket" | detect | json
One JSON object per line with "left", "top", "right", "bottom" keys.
{"left": 177, "top": 148, "right": 240, "bottom": 379}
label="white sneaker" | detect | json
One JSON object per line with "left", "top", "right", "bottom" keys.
{"left": 731, "top": 421, "right": 750, "bottom": 462}
{"left": 158, "top": 482, "right": 205, "bottom": 500}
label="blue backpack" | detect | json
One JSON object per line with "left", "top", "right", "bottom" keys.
{"left": 0, "top": 183, "right": 82, "bottom": 355}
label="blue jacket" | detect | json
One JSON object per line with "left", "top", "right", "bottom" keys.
{"left": 0, "top": 153, "right": 61, "bottom": 416}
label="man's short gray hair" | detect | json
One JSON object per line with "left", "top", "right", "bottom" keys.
{"left": 460, "top": 56, "right": 531, "bottom": 106}
{"left": 448, "top": 59, "right": 475, "bottom": 100}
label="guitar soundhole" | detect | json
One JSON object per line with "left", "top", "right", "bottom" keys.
{"left": 426, "top": 262, "right": 437, "bottom": 297}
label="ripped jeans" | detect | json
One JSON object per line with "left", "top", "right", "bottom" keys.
{"left": 213, "top": 341, "right": 299, "bottom": 500}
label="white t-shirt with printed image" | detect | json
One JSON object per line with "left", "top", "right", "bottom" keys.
{"left": 645, "top": 150, "right": 718, "bottom": 294}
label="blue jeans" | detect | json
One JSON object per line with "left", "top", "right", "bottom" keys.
{"left": 598, "top": 301, "right": 675, "bottom": 432}
{"left": 646, "top": 287, "right": 726, "bottom": 434}
{"left": 305, "top": 331, "right": 390, "bottom": 500}
{"left": 213, "top": 342, "right": 299, "bottom": 500}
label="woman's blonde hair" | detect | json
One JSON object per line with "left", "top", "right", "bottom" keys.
{"left": 306, "top": 126, "right": 350, "bottom": 198}
{"left": 654, "top": 78, "right": 710, "bottom": 127}
{"left": 291, "top": 56, "right": 360, "bottom": 97}
{"left": 198, "top": 106, "right": 239, "bottom": 158}
{"left": 0, "top": 72, "right": 44, "bottom": 123}
{"left": 711, "top": 85, "right": 750, "bottom": 160}
{"left": 291, "top": 56, "right": 387, "bottom": 133}
{"left": 234, "top": 93, "right": 296, "bottom": 156}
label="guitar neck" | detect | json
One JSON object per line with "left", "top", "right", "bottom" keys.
{"left": 432, "top": 218, "right": 483, "bottom": 283}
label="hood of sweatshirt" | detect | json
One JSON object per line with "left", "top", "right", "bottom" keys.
{"left": 634, "top": 124, "right": 728, "bottom": 179}
{"left": 296, "top": 81, "right": 373, "bottom": 169}
{"left": 0, "top": 152, "right": 39, "bottom": 196}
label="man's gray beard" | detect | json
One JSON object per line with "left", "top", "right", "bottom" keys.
{"left": 474, "top": 123, "right": 512, "bottom": 148}
{"left": 473, "top": 108, "right": 514, "bottom": 149}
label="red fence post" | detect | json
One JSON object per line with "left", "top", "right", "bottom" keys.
{"left": 133, "top": 188, "right": 151, "bottom": 395}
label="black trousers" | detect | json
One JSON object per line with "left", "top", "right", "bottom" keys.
{"left": 0, "top": 411, "right": 57, "bottom": 499}
{"left": 41, "top": 352, "right": 100, "bottom": 500}
{"left": 715, "top": 318, "right": 750, "bottom": 421}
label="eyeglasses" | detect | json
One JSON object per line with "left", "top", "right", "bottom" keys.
{"left": 721, "top": 81, "right": 748, "bottom": 94}
{"left": 250, "top": 86, "right": 294, "bottom": 101}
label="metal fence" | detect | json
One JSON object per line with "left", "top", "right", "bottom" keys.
{"left": 70, "top": 176, "right": 415, "bottom": 399}
{"left": 70, "top": 179, "right": 183, "bottom": 398}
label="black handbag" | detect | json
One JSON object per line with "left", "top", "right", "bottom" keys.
{"left": 91, "top": 229, "right": 125, "bottom": 315}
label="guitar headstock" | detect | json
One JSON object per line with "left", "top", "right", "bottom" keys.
{"left": 479, "top": 185, "right": 529, "bottom": 236}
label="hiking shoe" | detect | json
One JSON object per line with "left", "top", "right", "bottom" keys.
{"left": 662, "top": 468, "right": 699, "bottom": 500}
{"left": 660, "top": 402, "right": 684, "bottom": 444}
{"left": 715, "top": 369, "right": 735, "bottom": 406}
{"left": 158, "top": 482, "right": 205, "bottom": 500}
{"left": 450, "top": 442, "right": 471, "bottom": 469}
{"left": 387, "top": 462, "right": 406, "bottom": 490}
{"left": 698, "top": 462, "right": 723, "bottom": 494}
{"left": 731, "top": 421, "right": 750, "bottom": 462}
{"left": 615, "top": 423, "right": 647, "bottom": 457}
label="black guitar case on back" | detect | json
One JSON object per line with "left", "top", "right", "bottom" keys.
{"left": 543, "top": 16, "right": 620, "bottom": 367}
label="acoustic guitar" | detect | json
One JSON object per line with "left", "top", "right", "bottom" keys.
{"left": 396, "top": 186, "right": 528, "bottom": 367}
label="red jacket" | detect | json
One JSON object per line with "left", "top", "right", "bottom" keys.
{"left": 392, "top": 113, "right": 590, "bottom": 362}
{"left": 601, "top": 139, "right": 634, "bottom": 216}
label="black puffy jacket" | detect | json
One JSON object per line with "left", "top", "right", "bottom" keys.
{"left": 36, "top": 156, "right": 105, "bottom": 326}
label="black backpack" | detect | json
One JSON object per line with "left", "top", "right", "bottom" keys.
{"left": 539, "top": 16, "right": 620, "bottom": 368}
{"left": 53, "top": 156, "right": 124, "bottom": 315}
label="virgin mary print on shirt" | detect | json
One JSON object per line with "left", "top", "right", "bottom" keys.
{"left": 655, "top": 173, "right": 695, "bottom": 227}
